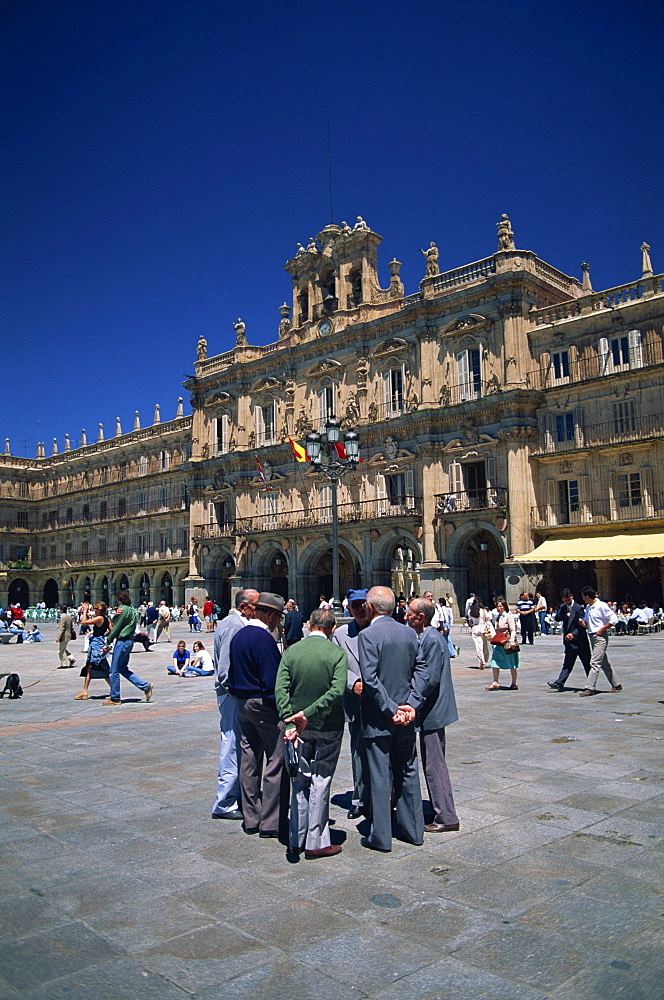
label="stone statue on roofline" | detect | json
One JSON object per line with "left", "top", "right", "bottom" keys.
{"left": 196, "top": 335, "right": 207, "bottom": 361}
{"left": 233, "top": 318, "right": 247, "bottom": 346}
{"left": 497, "top": 214, "right": 516, "bottom": 251}
{"left": 419, "top": 242, "right": 439, "bottom": 277}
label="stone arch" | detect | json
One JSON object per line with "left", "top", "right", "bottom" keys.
{"left": 117, "top": 573, "right": 130, "bottom": 592}
{"left": 296, "top": 537, "right": 363, "bottom": 617}
{"left": 7, "top": 578, "right": 29, "bottom": 608}
{"left": 247, "top": 541, "right": 290, "bottom": 602}
{"left": 159, "top": 571, "right": 173, "bottom": 606}
{"left": 370, "top": 529, "right": 422, "bottom": 595}
{"left": 42, "top": 578, "right": 59, "bottom": 608}
{"left": 138, "top": 572, "right": 150, "bottom": 603}
{"left": 202, "top": 545, "right": 236, "bottom": 615}
{"left": 444, "top": 520, "right": 507, "bottom": 604}
{"left": 82, "top": 577, "right": 92, "bottom": 602}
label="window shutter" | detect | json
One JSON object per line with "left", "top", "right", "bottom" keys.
{"left": 254, "top": 405, "right": 263, "bottom": 445}
{"left": 546, "top": 478, "right": 557, "bottom": 526}
{"left": 376, "top": 474, "right": 387, "bottom": 514}
{"left": 640, "top": 465, "right": 653, "bottom": 515}
{"left": 598, "top": 336, "right": 610, "bottom": 376}
{"left": 382, "top": 372, "right": 391, "bottom": 416}
{"left": 207, "top": 502, "right": 215, "bottom": 526}
{"left": 215, "top": 414, "right": 229, "bottom": 455}
{"left": 573, "top": 406, "right": 585, "bottom": 449}
{"left": 545, "top": 413, "right": 556, "bottom": 453}
{"left": 449, "top": 461, "right": 463, "bottom": 494}
{"left": 456, "top": 351, "right": 470, "bottom": 402}
{"left": 404, "top": 469, "right": 415, "bottom": 506}
{"left": 485, "top": 455, "right": 497, "bottom": 488}
{"left": 628, "top": 329, "right": 643, "bottom": 370}
{"left": 609, "top": 471, "right": 618, "bottom": 519}
{"left": 318, "top": 389, "right": 327, "bottom": 429}
{"left": 578, "top": 475, "right": 591, "bottom": 522}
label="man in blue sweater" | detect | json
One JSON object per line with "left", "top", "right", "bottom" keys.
{"left": 228, "top": 592, "right": 285, "bottom": 838}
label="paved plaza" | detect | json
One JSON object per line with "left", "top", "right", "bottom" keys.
{"left": 0, "top": 621, "right": 662, "bottom": 1000}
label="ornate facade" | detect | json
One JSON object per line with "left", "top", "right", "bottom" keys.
{"left": 2, "top": 220, "right": 663, "bottom": 617}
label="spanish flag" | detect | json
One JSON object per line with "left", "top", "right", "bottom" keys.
{"left": 288, "top": 436, "right": 310, "bottom": 463}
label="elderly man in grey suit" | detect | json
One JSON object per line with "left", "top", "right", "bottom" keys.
{"left": 358, "top": 585, "right": 429, "bottom": 852}
{"left": 332, "top": 588, "right": 371, "bottom": 820}
{"left": 211, "top": 588, "right": 260, "bottom": 820}
{"left": 406, "top": 597, "right": 460, "bottom": 832}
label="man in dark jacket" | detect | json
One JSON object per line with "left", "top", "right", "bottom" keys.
{"left": 548, "top": 589, "right": 591, "bottom": 691}
{"left": 228, "top": 592, "right": 285, "bottom": 837}
{"left": 358, "top": 586, "right": 429, "bottom": 852}
{"left": 283, "top": 600, "right": 304, "bottom": 647}
{"left": 407, "top": 598, "right": 460, "bottom": 833}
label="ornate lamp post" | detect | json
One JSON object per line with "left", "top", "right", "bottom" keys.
{"left": 306, "top": 417, "right": 360, "bottom": 614}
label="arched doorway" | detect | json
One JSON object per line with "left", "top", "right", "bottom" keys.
{"left": 101, "top": 576, "right": 110, "bottom": 606}
{"left": 83, "top": 577, "right": 92, "bottom": 602}
{"left": 117, "top": 574, "right": 129, "bottom": 592}
{"left": 268, "top": 552, "right": 288, "bottom": 601}
{"left": 391, "top": 543, "right": 420, "bottom": 600}
{"left": 139, "top": 573, "right": 150, "bottom": 603}
{"left": 466, "top": 531, "right": 504, "bottom": 603}
{"left": 43, "top": 578, "right": 59, "bottom": 608}
{"left": 160, "top": 572, "right": 173, "bottom": 606}
{"left": 8, "top": 578, "right": 29, "bottom": 608}
{"left": 314, "top": 548, "right": 355, "bottom": 606}
{"left": 67, "top": 579, "right": 76, "bottom": 606}
{"left": 203, "top": 549, "right": 235, "bottom": 616}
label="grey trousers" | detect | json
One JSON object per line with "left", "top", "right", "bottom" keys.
{"left": 236, "top": 697, "right": 285, "bottom": 834}
{"left": 58, "top": 637, "right": 71, "bottom": 666}
{"left": 343, "top": 689, "right": 369, "bottom": 809}
{"left": 364, "top": 726, "right": 424, "bottom": 852}
{"left": 289, "top": 729, "right": 343, "bottom": 851}
{"left": 420, "top": 728, "right": 458, "bottom": 827}
{"left": 584, "top": 633, "right": 620, "bottom": 691}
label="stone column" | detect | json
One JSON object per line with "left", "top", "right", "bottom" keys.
{"left": 419, "top": 446, "right": 444, "bottom": 585}
{"left": 500, "top": 427, "right": 537, "bottom": 558}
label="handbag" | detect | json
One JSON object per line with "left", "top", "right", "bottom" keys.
{"left": 483, "top": 620, "right": 494, "bottom": 640}
{"left": 490, "top": 631, "right": 509, "bottom": 645}
{"left": 504, "top": 639, "right": 520, "bottom": 652}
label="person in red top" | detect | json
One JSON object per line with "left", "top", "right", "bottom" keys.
{"left": 203, "top": 597, "right": 215, "bottom": 633}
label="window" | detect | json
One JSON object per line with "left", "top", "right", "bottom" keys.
{"left": 66, "top": 507, "right": 73, "bottom": 524}
{"left": 159, "top": 530, "right": 171, "bottom": 553}
{"left": 82, "top": 503, "right": 90, "bottom": 522}
{"left": 48, "top": 510, "right": 58, "bottom": 529}
{"left": 383, "top": 366, "right": 405, "bottom": 417}
{"left": 41, "top": 511, "right": 48, "bottom": 528}
{"left": 17, "top": 511, "right": 29, "bottom": 529}
{"left": 617, "top": 472, "right": 642, "bottom": 508}
{"left": 160, "top": 450, "right": 170, "bottom": 471}
{"left": 558, "top": 479, "right": 579, "bottom": 523}
{"left": 214, "top": 414, "right": 229, "bottom": 456}
{"left": 136, "top": 533, "right": 147, "bottom": 553}
{"left": 50, "top": 545, "right": 56, "bottom": 561}
{"left": 118, "top": 496, "right": 126, "bottom": 518}
{"left": 387, "top": 471, "right": 415, "bottom": 507}
{"left": 183, "top": 443, "right": 191, "bottom": 461}
{"left": 65, "top": 542, "right": 72, "bottom": 558}
{"left": 160, "top": 487, "right": 169, "bottom": 509}
{"left": 318, "top": 386, "right": 336, "bottom": 431}
{"left": 556, "top": 413, "right": 575, "bottom": 443}
{"left": 261, "top": 492, "right": 279, "bottom": 529}
{"left": 98, "top": 538, "right": 106, "bottom": 556}
{"left": 18, "top": 481, "right": 29, "bottom": 499}
{"left": 81, "top": 540, "right": 89, "bottom": 557}
{"left": 137, "top": 492, "right": 147, "bottom": 512}
{"left": 545, "top": 476, "right": 590, "bottom": 525}
{"left": 551, "top": 350, "right": 570, "bottom": 384}
{"left": 613, "top": 399, "right": 636, "bottom": 435}
{"left": 119, "top": 461, "right": 127, "bottom": 480}
{"left": 99, "top": 500, "right": 108, "bottom": 520}
{"left": 178, "top": 527, "right": 189, "bottom": 552}
{"left": 138, "top": 455, "right": 148, "bottom": 476}
{"left": 456, "top": 348, "right": 482, "bottom": 401}
{"left": 117, "top": 536, "right": 125, "bottom": 554}
{"left": 255, "top": 402, "right": 275, "bottom": 447}
{"left": 100, "top": 465, "right": 109, "bottom": 484}
{"left": 599, "top": 330, "right": 643, "bottom": 375}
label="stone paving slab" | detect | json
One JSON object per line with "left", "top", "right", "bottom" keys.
{"left": 0, "top": 622, "right": 662, "bottom": 998}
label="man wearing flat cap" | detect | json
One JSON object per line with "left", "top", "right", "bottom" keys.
{"left": 228, "top": 592, "right": 286, "bottom": 838}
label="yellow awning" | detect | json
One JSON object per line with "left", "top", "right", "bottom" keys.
{"left": 517, "top": 532, "right": 664, "bottom": 563}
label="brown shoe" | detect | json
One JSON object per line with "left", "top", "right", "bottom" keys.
{"left": 579, "top": 689, "right": 596, "bottom": 697}
{"left": 305, "top": 845, "right": 342, "bottom": 859}
{"left": 424, "top": 823, "right": 460, "bottom": 833}
{"left": 74, "top": 692, "right": 88, "bottom": 700}
{"left": 102, "top": 698, "right": 121, "bottom": 706}
{"left": 145, "top": 683, "right": 154, "bottom": 702}
{"left": 611, "top": 685, "right": 623, "bottom": 692}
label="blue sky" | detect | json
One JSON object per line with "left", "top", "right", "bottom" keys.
{"left": 2, "top": 0, "right": 663, "bottom": 455}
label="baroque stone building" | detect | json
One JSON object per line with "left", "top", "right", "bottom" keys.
{"left": 1, "top": 218, "right": 663, "bottom": 617}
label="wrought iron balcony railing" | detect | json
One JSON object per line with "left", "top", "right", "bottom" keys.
{"left": 531, "top": 494, "right": 664, "bottom": 528}
{"left": 435, "top": 487, "right": 507, "bottom": 514}
{"left": 531, "top": 411, "right": 664, "bottom": 456}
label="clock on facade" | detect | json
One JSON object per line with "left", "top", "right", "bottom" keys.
{"left": 318, "top": 318, "right": 332, "bottom": 337}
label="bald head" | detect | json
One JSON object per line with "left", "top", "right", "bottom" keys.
{"left": 366, "top": 586, "right": 396, "bottom": 618}
{"left": 236, "top": 589, "right": 260, "bottom": 620}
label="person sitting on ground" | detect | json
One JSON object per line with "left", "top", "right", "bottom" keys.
{"left": 25, "top": 625, "right": 43, "bottom": 642}
{"left": 183, "top": 640, "right": 214, "bottom": 676}
{"left": 169, "top": 640, "right": 190, "bottom": 676}
{"left": 131, "top": 631, "right": 153, "bottom": 651}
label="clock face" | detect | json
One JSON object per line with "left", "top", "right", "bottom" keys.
{"left": 319, "top": 318, "right": 332, "bottom": 337}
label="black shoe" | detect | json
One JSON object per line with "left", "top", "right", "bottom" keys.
{"left": 212, "top": 809, "right": 243, "bottom": 821}
{"left": 548, "top": 681, "right": 564, "bottom": 691}
{"left": 360, "top": 836, "right": 391, "bottom": 853}
{"left": 347, "top": 806, "right": 365, "bottom": 820}
{"left": 258, "top": 830, "right": 279, "bottom": 839}
{"left": 243, "top": 825, "right": 260, "bottom": 835}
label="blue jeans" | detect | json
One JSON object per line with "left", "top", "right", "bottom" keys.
{"left": 212, "top": 693, "right": 242, "bottom": 815}
{"left": 440, "top": 627, "right": 456, "bottom": 658}
{"left": 109, "top": 637, "right": 150, "bottom": 701}
{"left": 539, "top": 611, "right": 548, "bottom": 634}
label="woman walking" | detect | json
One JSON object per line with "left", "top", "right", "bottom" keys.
{"left": 74, "top": 602, "right": 111, "bottom": 700}
{"left": 486, "top": 598, "right": 520, "bottom": 690}
{"left": 468, "top": 597, "right": 491, "bottom": 670}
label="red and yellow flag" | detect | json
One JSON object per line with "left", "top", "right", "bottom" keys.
{"left": 288, "top": 437, "right": 310, "bottom": 463}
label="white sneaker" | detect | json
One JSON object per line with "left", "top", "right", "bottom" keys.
{"left": 68, "top": 656, "right": 76, "bottom": 666}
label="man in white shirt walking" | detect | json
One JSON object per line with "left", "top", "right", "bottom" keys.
{"left": 579, "top": 586, "right": 622, "bottom": 696}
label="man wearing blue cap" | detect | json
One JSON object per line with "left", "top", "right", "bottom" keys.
{"left": 332, "top": 588, "right": 371, "bottom": 819}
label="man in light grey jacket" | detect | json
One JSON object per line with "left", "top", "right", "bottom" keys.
{"left": 406, "top": 597, "right": 459, "bottom": 833}
{"left": 211, "top": 588, "right": 259, "bottom": 820}
{"left": 332, "top": 588, "right": 370, "bottom": 820}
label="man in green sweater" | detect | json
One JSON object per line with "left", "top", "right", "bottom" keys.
{"left": 275, "top": 608, "right": 348, "bottom": 859}
{"left": 102, "top": 590, "right": 154, "bottom": 705}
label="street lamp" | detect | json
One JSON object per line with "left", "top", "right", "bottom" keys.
{"left": 306, "top": 416, "right": 360, "bottom": 614}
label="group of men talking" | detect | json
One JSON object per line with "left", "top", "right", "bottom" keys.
{"left": 212, "top": 585, "right": 459, "bottom": 859}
